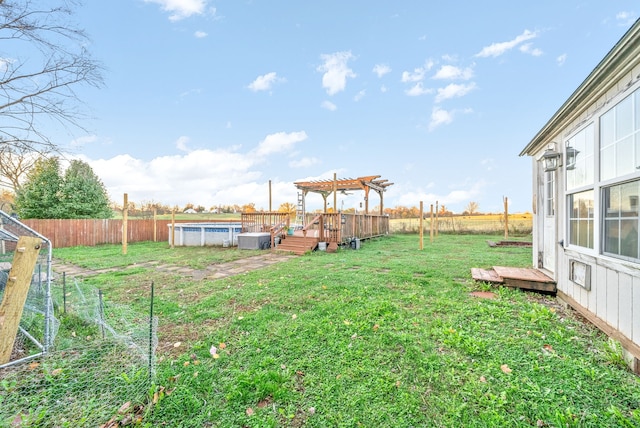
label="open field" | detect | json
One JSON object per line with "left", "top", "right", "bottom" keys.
{"left": 391, "top": 213, "right": 533, "bottom": 235}
{"left": 2, "top": 233, "right": 639, "bottom": 427}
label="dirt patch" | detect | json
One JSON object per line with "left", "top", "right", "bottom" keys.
{"left": 469, "top": 291, "right": 497, "bottom": 299}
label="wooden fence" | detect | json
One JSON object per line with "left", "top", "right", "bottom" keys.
{"left": 21, "top": 219, "right": 222, "bottom": 248}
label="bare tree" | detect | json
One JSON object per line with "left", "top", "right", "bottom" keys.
{"left": 0, "top": 145, "right": 49, "bottom": 191}
{"left": 466, "top": 201, "right": 479, "bottom": 215}
{"left": 0, "top": 0, "right": 104, "bottom": 152}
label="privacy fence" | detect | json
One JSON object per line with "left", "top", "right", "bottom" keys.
{"left": 21, "top": 219, "right": 218, "bottom": 248}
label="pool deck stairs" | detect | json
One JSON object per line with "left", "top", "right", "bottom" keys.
{"left": 471, "top": 266, "right": 556, "bottom": 293}
{"left": 275, "top": 235, "right": 320, "bottom": 255}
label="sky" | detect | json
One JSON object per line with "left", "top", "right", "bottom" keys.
{"left": 47, "top": 1, "right": 639, "bottom": 213}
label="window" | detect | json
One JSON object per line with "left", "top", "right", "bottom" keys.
{"left": 568, "top": 190, "right": 594, "bottom": 249}
{"left": 603, "top": 180, "right": 639, "bottom": 260}
{"left": 566, "top": 124, "right": 594, "bottom": 190}
{"left": 545, "top": 170, "right": 555, "bottom": 216}
{"left": 600, "top": 91, "right": 640, "bottom": 181}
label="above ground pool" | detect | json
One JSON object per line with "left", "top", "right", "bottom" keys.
{"left": 168, "top": 222, "right": 243, "bottom": 246}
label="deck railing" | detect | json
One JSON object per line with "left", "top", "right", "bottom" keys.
{"left": 241, "top": 212, "right": 389, "bottom": 246}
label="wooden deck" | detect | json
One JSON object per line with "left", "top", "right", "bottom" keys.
{"left": 471, "top": 266, "right": 556, "bottom": 293}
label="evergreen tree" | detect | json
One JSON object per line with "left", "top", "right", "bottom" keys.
{"left": 15, "top": 157, "right": 63, "bottom": 219}
{"left": 60, "top": 160, "right": 112, "bottom": 219}
{"left": 15, "top": 157, "right": 112, "bottom": 219}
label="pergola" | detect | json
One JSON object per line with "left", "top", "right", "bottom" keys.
{"left": 294, "top": 174, "right": 393, "bottom": 216}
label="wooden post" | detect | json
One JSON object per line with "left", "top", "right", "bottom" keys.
{"left": 430, "top": 204, "right": 434, "bottom": 243}
{"left": 171, "top": 209, "right": 176, "bottom": 249}
{"left": 504, "top": 196, "right": 509, "bottom": 240}
{"left": 153, "top": 208, "right": 157, "bottom": 242}
{"left": 122, "top": 193, "right": 128, "bottom": 255}
{"left": 435, "top": 200, "right": 439, "bottom": 237}
{"left": 0, "top": 236, "right": 42, "bottom": 364}
{"left": 419, "top": 201, "right": 424, "bottom": 250}
{"left": 333, "top": 173, "right": 337, "bottom": 213}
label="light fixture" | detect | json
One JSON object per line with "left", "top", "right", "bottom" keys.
{"left": 565, "top": 146, "right": 579, "bottom": 170}
{"left": 543, "top": 147, "right": 561, "bottom": 172}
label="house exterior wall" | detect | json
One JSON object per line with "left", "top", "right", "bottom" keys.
{"left": 524, "top": 20, "right": 640, "bottom": 364}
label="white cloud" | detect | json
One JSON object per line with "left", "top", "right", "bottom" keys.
{"left": 0, "top": 57, "right": 15, "bottom": 72}
{"left": 519, "top": 43, "right": 543, "bottom": 56}
{"left": 321, "top": 100, "right": 337, "bottom": 111}
{"left": 84, "top": 131, "right": 313, "bottom": 209}
{"left": 380, "top": 85, "right": 388, "bottom": 93}
{"left": 435, "top": 83, "right": 476, "bottom": 103}
{"left": 475, "top": 29, "right": 538, "bottom": 58}
{"left": 176, "top": 136, "right": 190, "bottom": 152}
{"left": 143, "top": 0, "right": 209, "bottom": 21}
{"left": 432, "top": 65, "right": 474, "bottom": 80}
{"left": 616, "top": 11, "right": 636, "bottom": 26}
{"left": 289, "top": 157, "right": 320, "bottom": 168}
{"left": 428, "top": 107, "right": 473, "bottom": 131}
{"left": 247, "top": 72, "right": 285, "bottom": 92}
{"left": 70, "top": 134, "right": 98, "bottom": 148}
{"left": 254, "top": 131, "right": 308, "bottom": 157}
{"left": 373, "top": 64, "right": 391, "bottom": 78}
{"left": 194, "top": 30, "right": 208, "bottom": 38}
{"left": 354, "top": 90, "right": 366, "bottom": 101}
{"left": 396, "top": 180, "right": 485, "bottom": 209}
{"left": 405, "top": 82, "right": 432, "bottom": 97}
{"left": 401, "top": 60, "right": 434, "bottom": 83}
{"left": 556, "top": 54, "right": 567, "bottom": 66}
{"left": 317, "top": 51, "right": 357, "bottom": 95}
{"left": 429, "top": 107, "right": 454, "bottom": 131}
{"left": 481, "top": 158, "right": 494, "bottom": 171}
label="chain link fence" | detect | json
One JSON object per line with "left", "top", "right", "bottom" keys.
{"left": 0, "top": 211, "right": 157, "bottom": 427}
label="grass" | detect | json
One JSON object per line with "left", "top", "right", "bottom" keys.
{"left": 41, "top": 235, "right": 640, "bottom": 426}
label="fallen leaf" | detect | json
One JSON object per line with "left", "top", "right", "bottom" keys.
{"left": 28, "top": 362, "right": 40, "bottom": 370}
{"left": 193, "top": 360, "right": 200, "bottom": 365}
{"left": 281, "top": 364, "right": 286, "bottom": 369}
{"left": 479, "top": 376, "right": 487, "bottom": 383}
{"left": 173, "top": 342, "right": 181, "bottom": 348}
{"left": 193, "top": 371, "right": 199, "bottom": 378}
{"left": 292, "top": 314, "right": 297, "bottom": 320}
{"left": 308, "top": 407, "right": 316, "bottom": 415}
{"left": 543, "top": 344, "right": 554, "bottom": 352}
{"left": 395, "top": 380, "right": 401, "bottom": 387}
{"left": 51, "top": 368, "right": 63, "bottom": 376}
{"left": 237, "top": 316, "right": 244, "bottom": 320}
{"left": 343, "top": 320, "right": 351, "bottom": 325}
{"left": 71, "top": 331, "right": 76, "bottom": 337}
{"left": 351, "top": 333, "right": 357, "bottom": 339}
{"left": 246, "top": 408, "right": 254, "bottom": 416}
{"left": 500, "top": 364, "right": 512, "bottom": 374}
{"left": 373, "top": 324, "right": 380, "bottom": 331}
{"left": 118, "top": 402, "right": 131, "bottom": 414}
{"left": 219, "top": 342, "right": 227, "bottom": 350}
{"left": 183, "top": 361, "right": 190, "bottom": 367}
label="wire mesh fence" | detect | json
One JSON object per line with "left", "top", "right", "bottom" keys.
{"left": 0, "top": 210, "right": 157, "bottom": 427}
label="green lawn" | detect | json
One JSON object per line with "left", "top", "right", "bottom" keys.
{"left": 19, "top": 235, "right": 640, "bottom": 426}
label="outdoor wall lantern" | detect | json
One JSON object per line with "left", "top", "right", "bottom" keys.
{"left": 565, "top": 145, "right": 579, "bottom": 170}
{"left": 543, "top": 147, "right": 562, "bottom": 172}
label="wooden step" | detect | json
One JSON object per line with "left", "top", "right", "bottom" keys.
{"left": 471, "top": 266, "right": 556, "bottom": 293}
{"left": 274, "top": 236, "right": 319, "bottom": 255}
